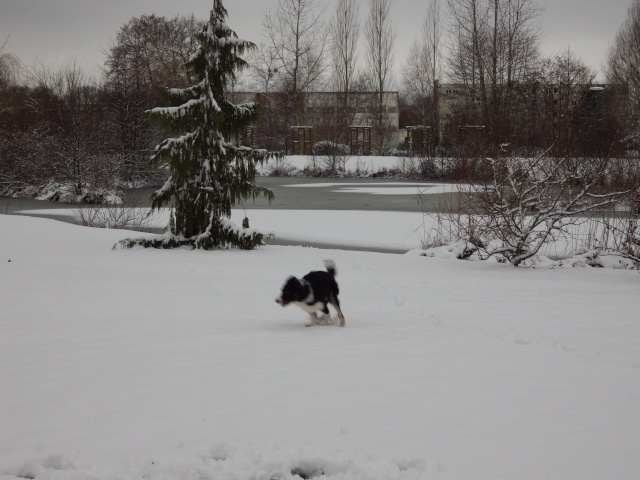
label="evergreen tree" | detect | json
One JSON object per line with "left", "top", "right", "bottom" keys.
{"left": 122, "top": 0, "right": 279, "bottom": 250}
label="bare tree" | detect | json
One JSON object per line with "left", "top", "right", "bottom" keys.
{"left": 248, "top": 42, "right": 281, "bottom": 95}
{"left": 45, "top": 62, "right": 113, "bottom": 193}
{"left": 606, "top": 0, "right": 640, "bottom": 147}
{"left": 424, "top": 0, "right": 443, "bottom": 91}
{"left": 402, "top": 38, "right": 433, "bottom": 108}
{"left": 103, "top": 14, "right": 202, "bottom": 183}
{"left": 605, "top": 0, "right": 640, "bottom": 262}
{"left": 365, "top": 0, "right": 396, "bottom": 152}
{"left": 537, "top": 47, "right": 597, "bottom": 156}
{"left": 244, "top": 42, "right": 289, "bottom": 151}
{"left": 330, "top": 0, "right": 360, "bottom": 96}
{"left": 402, "top": 0, "right": 442, "bottom": 126}
{"left": 0, "top": 38, "right": 22, "bottom": 192}
{"left": 262, "top": 0, "right": 329, "bottom": 126}
{"left": 105, "top": 14, "right": 200, "bottom": 90}
{"left": 0, "top": 38, "right": 20, "bottom": 99}
{"left": 445, "top": 0, "right": 542, "bottom": 146}
{"left": 329, "top": 0, "right": 360, "bottom": 146}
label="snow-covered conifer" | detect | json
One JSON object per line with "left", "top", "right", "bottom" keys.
{"left": 124, "top": 0, "right": 280, "bottom": 250}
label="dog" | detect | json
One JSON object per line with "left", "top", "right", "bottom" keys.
{"left": 275, "top": 259, "right": 346, "bottom": 327}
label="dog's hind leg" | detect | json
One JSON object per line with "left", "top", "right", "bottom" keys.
{"left": 329, "top": 294, "right": 346, "bottom": 327}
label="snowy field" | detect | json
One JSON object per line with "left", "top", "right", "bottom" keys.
{"left": 1, "top": 213, "right": 639, "bottom": 480}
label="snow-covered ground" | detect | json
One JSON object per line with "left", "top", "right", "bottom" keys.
{"left": 20, "top": 207, "right": 431, "bottom": 252}
{"left": 258, "top": 155, "right": 408, "bottom": 177}
{"left": 281, "top": 180, "right": 467, "bottom": 195}
{"left": 258, "top": 155, "right": 440, "bottom": 177}
{"left": 18, "top": 203, "right": 635, "bottom": 261}
{"left": 1, "top": 213, "right": 639, "bottom": 480}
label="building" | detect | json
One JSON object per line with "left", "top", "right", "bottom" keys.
{"left": 228, "top": 91, "right": 399, "bottom": 155}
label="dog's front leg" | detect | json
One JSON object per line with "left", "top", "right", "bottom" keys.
{"left": 305, "top": 312, "right": 319, "bottom": 327}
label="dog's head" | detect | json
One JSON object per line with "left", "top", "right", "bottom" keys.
{"left": 275, "top": 276, "right": 308, "bottom": 307}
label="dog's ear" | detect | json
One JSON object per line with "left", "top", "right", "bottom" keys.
{"left": 283, "top": 276, "right": 299, "bottom": 290}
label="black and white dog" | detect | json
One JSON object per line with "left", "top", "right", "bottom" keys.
{"left": 275, "top": 260, "right": 346, "bottom": 327}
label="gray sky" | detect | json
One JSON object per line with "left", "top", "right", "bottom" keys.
{"left": 0, "top": 0, "right": 633, "bottom": 81}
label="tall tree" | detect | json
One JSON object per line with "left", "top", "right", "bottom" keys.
{"left": 329, "top": 0, "right": 360, "bottom": 145}
{"left": 425, "top": 0, "right": 443, "bottom": 89}
{"left": 246, "top": 42, "right": 289, "bottom": 151}
{"left": 365, "top": 0, "right": 396, "bottom": 151}
{"left": 104, "top": 14, "right": 202, "bottom": 182}
{"left": 330, "top": 0, "right": 360, "bottom": 96}
{"left": 121, "top": 0, "right": 278, "bottom": 250}
{"left": 606, "top": 0, "right": 640, "bottom": 143}
{"left": 605, "top": 0, "right": 640, "bottom": 255}
{"left": 0, "top": 38, "right": 19, "bottom": 100}
{"left": 262, "top": 0, "right": 329, "bottom": 126}
{"left": 539, "top": 47, "right": 596, "bottom": 155}
{"left": 446, "top": 0, "right": 542, "bottom": 146}
{"left": 402, "top": 0, "right": 442, "bottom": 126}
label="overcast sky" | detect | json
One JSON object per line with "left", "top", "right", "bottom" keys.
{"left": 1, "top": 0, "right": 633, "bottom": 82}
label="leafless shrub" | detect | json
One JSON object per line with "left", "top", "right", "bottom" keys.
{"left": 73, "top": 198, "right": 156, "bottom": 231}
{"left": 396, "top": 155, "right": 443, "bottom": 179}
{"left": 268, "top": 156, "right": 297, "bottom": 176}
{"left": 416, "top": 184, "right": 479, "bottom": 258}
{"left": 313, "top": 141, "right": 349, "bottom": 173}
{"left": 581, "top": 195, "right": 640, "bottom": 264}
{"left": 467, "top": 155, "right": 635, "bottom": 265}
{"left": 418, "top": 153, "right": 639, "bottom": 266}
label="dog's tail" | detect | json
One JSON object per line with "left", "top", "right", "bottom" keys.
{"left": 324, "top": 259, "right": 337, "bottom": 276}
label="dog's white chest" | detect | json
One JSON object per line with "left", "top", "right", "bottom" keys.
{"left": 293, "top": 301, "right": 324, "bottom": 313}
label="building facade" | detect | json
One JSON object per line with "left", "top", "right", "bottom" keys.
{"left": 228, "top": 91, "right": 399, "bottom": 155}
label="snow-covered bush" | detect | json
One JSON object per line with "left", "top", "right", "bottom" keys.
{"left": 469, "top": 155, "right": 636, "bottom": 265}
{"left": 417, "top": 154, "right": 638, "bottom": 267}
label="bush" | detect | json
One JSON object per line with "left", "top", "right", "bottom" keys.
{"left": 312, "top": 141, "right": 349, "bottom": 156}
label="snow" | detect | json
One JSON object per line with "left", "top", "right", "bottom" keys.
{"left": 1, "top": 213, "right": 639, "bottom": 480}
{"left": 17, "top": 205, "right": 636, "bottom": 260}
{"left": 150, "top": 97, "right": 206, "bottom": 117}
{"left": 20, "top": 207, "right": 429, "bottom": 251}
{"left": 257, "top": 155, "right": 406, "bottom": 176}
{"left": 283, "top": 181, "right": 468, "bottom": 195}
